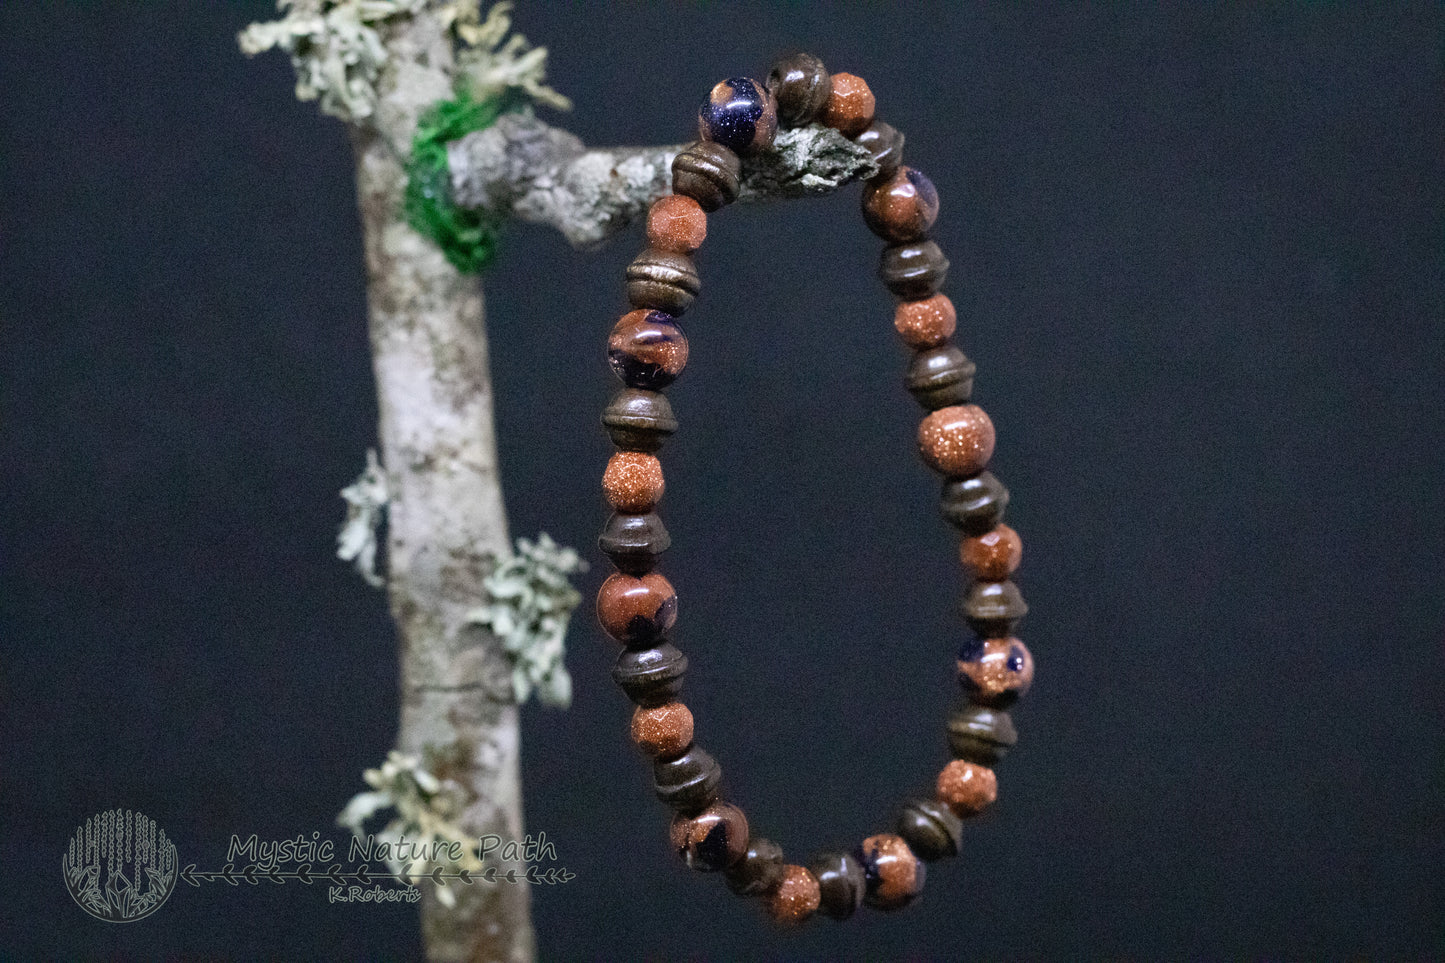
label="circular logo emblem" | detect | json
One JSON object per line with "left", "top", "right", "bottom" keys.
{"left": 63, "top": 808, "right": 177, "bottom": 922}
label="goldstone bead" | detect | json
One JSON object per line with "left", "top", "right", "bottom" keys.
{"left": 608, "top": 309, "right": 689, "bottom": 390}
{"left": 821, "top": 72, "right": 875, "bottom": 138}
{"left": 672, "top": 141, "right": 742, "bottom": 212}
{"left": 611, "top": 642, "right": 688, "bottom": 707}
{"left": 960, "top": 523, "right": 1022, "bottom": 581}
{"left": 858, "top": 834, "right": 925, "bottom": 911}
{"left": 906, "top": 345, "right": 976, "bottom": 410}
{"left": 670, "top": 801, "right": 749, "bottom": 871}
{"left": 725, "top": 837, "right": 786, "bottom": 896}
{"left": 893, "top": 293, "right": 955, "bottom": 349}
{"left": 626, "top": 248, "right": 700, "bottom": 316}
{"left": 596, "top": 571, "right": 677, "bottom": 646}
{"left": 940, "top": 472, "right": 1010, "bottom": 535}
{"left": 766, "top": 53, "right": 830, "bottom": 128}
{"left": 808, "top": 850, "right": 865, "bottom": 920}
{"left": 961, "top": 580, "right": 1028, "bottom": 638}
{"left": 856, "top": 120, "right": 905, "bottom": 178}
{"left": 957, "top": 636, "right": 1035, "bottom": 707}
{"left": 946, "top": 701, "right": 1018, "bottom": 766}
{"left": 630, "top": 701, "right": 693, "bottom": 760}
{"left": 699, "top": 77, "right": 778, "bottom": 155}
{"left": 654, "top": 744, "right": 722, "bottom": 815}
{"left": 602, "top": 451, "right": 664, "bottom": 513}
{"left": 879, "top": 239, "right": 949, "bottom": 299}
{"left": 862, "top": 166, "right": 940, "bottom": 243}
{"left": 895, "top": 798, "right": 963, "bottom": 862}
{"left": 918, "top": 404, "right": 995, "bottom": 477}
{"left": 645, "top": 195, "right": 708, "bottom": 254}
{"left": 602, "top": 388, "right": 677, "bottom": 453}
{"left": 766, "top": 865, "right": 821, "bottom": 924}
{"left": 598, "top": 511, "right": 670, "bottom": 575}
{"left": 936, "top": 760, "right": 998, "bottom": 818}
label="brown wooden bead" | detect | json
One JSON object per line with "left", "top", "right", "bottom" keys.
{"left": 767, "top": 52, "right": 830, "bottom": 127}
{"left": 960, "top": 523, "right": 1022, "bottom": 581}
{"left": 672, "top": 141, "right": 741, "bottom": 212}
{"left": 766, "top": 865, "right": 821, "bottom": 924}
{"left": 820, "top": 72, "right": 875, "bottom": 138}
{"left": 962, "top": 580, "right": 1028, "bottom": 638}
{"left": 896, "top": 798, "right": 963, "bottom": 862}
{"left": 940, "top": 472, "right": 1010, "bottom": 535}
{"left": 879, "top": 239, "right": 949, "bottom": 299}
{"left": 598, "top": 511, "right": 670, "bottom": 575}
{"left": 611, "top": 642, "right": 688, "bottom": 707}
{"left": 654, "top": 744, "right": 722, "bottom": 815}
{"left": 862, "top": 166, "right": 940, "bottom": 243}
{"left": 935, "top": 760, "right": 998, "bottom": 817}
{"left": 894, "top": 293, "right": 956, "bottom": 349}
{"left": 669, "top": 801, "right": 749, "bottom": 871}
{"left": 918, "top": 404, "right": 995, "bottom": 477}
{"left": 630, "top": 701, "right": 693, "bottom": 759}
{"left": 602, "top": 451, "right": 664, "bottom": 513}
{"left": 645, "top": 195, "right": 707, "bottom": 254}
{"left": 858, "top": 833, "right": 925, "bottom": 911}
{"left": 597, "top": 571, "right": 677, "bottom": 645}
{"left": 602, "top": 388, "right": 677, "bottom": 453}
{"left": 957, "top": 636, "right": 1034, "bottom": 707}
{"left": 808, "top": 850, "right": 865, "bottom": 920}
{"left": 725, "top": 836, "right": 786, "bottom": 896}
{"left": 626, "top": 248, "right": 700, "bottom": 316}
{"left": 906, "top": 345, "right": 975, "bottom": 410}
{"left": 947, "top": 701, "right": 1018, "bottom": 766}
{"left": 856, "top": 120, "right": 905, "bottom": 178}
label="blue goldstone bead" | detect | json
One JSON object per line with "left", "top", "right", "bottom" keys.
{"left": 698, "top": 77, "right": 778, "bottom": 155}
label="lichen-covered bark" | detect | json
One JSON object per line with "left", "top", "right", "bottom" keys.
{"left": 447, "top": 113, "right": 879, "bottom": 249}
{"left": 353, "top": 7, "right": 532, "bottom": 962}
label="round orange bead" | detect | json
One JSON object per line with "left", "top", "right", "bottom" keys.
{"left": 645, "top": 195, "right": 708, "bottom": 254}
{"left": 630, "top": 701, "right": 694, "bottom": 759}
{"left": 596, "top": 572, "right": 677, "bottom": 644}
{"left": 669, "top": 801, "right": 750, "bottom": 871}
{"left": 918, "top": 404, "right": 995, "bottom": 477}
{"left": 935, "top": 760, "right": 998, "bottom": 817}
{"left": 858, "top": 833, "right": 925, "bottom": 910}
{"left": 894, "top": 294, "right": 957, "bottom": 349}
{"left": 821, "top": 72, "right": 875, "bottom": 138}
{"left": 960, "top": 523, "right": 1022, "bottom": 581}
{"left": 602, "top": 451, "right": 664, "bottom": 512}
{"left": 766, "top": 865, "right": 821, "bottom": 924}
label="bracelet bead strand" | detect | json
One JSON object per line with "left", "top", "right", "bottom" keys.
{"left": 596, "top": 53, "right": 1034, "bottom": 925}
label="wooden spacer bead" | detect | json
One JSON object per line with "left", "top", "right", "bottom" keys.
{"left": 766, "top": 52, "right": 831, "bottom": 128}
{"left": 879, "top": 239, "right": 950, "bottom": 300}
{"left": 598, "top": 511, "right": 671, "bottom": 575}
{"left": 626, "top": 248, "right": 701, "bottom": 316}
{"left": 611, "top": 642, "right": 688, "bottom": 707}
{"left": 602, "top": 388, "right": 677, "bottom": 453}
{"left": 906, "top": 345, "right": 976, "bottom": 410}
{"left": 725, "top": 836, "right": 786, "bottom": 896}
{"left": 961, "top": 580, "right": 1028, "bottom": 638}
{"left": 653, "top": 744, "right": 722, "bottom": 815}
{"left": 672, "top": 141, "right": 741, "bottom": 213}
{"left": 895, "top": 798, "right": 963, "bottom": 862}
{"left": 946, "top": 700, "right": 1018, "bottom": 766}
{"left": 940, "top": 472, "right": 1010, "bottom": 535}
{"left": 807, "top": 850, "right": 865, "bottom": 920}
{"left": 856, "top": 120, "right": 905, "bottom": 179}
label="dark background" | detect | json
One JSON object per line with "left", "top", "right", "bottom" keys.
{"left": 2, "top": 2, "right": 1442, "bottom": 960}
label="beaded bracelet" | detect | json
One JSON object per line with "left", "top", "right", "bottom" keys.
{"left": 596, "top": 53, "right": 1034, "bottom": 924}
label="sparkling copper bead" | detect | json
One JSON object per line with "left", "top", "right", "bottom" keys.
{"left": 602, "top": 451, "right": 665, "bottom": 513}
{"left": 821, "top": 72, "right": 875, "bottom": 138}
{"left": 608, "top": 309, "right": 689, "bottom": 391}
{"left": 894, "top": 293, "right": 956, "bottom": 349}
{"left": 669, "top": 801, "right": 750, "bottom": 871}
{"left": 698, "top": 77, "right": 778, "bottom": 155}
{"left": 858, "top": 833, "right": 925, "bottom": 910}
{"left": 918, "top": 404, "right": 995, "bottom": 477}
{"left": 862, "top": 166, "right": 940, "bottom": 243}
{"left": 935, "top": 759, "right": 998, "bottom": 818}
{"left": 596, "top": 571, "right": 677, "bottom": 645}
{"left": 957, "top": 636, "right": 1034, "bottom": 707}
{"left": 630, "top": 701, "right": 694, "bottom": 760}
{"left": 766, "top": 865, "right": 821, "bottom": 924}
{"left": 959, "top": 523, "right": 1022, "bottom": 581}
{"left": 645, "top": 195, "right": 708, "bottom": 254}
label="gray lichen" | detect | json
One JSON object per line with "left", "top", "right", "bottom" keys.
{"left": 338, "top": 448, "right": 389, "bottom": 588}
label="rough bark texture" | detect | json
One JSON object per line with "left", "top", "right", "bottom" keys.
{"left": 353, "top": 8, "right": 532, "bottom": 963}
{"left": 447, "top": 112, "right": 879, "bottom": 248}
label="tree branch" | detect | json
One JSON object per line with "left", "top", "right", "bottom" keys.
{"left": 446, "top": 111, "right": 880, "bottom": 249}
